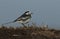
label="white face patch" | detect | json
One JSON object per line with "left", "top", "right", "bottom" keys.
{"left": 26, "top": 11, "right": 32, "bottom": 15}
{"left": 26, "top": 13, "right": 29, "bottom": 15}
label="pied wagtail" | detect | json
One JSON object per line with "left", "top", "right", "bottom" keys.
{"left": 2, "top": 11, "right": 32, "bottom": 26}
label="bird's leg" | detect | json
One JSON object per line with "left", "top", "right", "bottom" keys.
{"left": 21, "top": 23, "right": 27, "bottom": 27}
{"left": 25, "top": 22, "right": 29, "bottom": 27}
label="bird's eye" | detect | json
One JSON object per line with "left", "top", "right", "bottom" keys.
{"left": 26, "top": 13, "right": 29, "bottom": 15}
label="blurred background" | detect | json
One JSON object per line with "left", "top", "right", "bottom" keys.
{"left": 0, "top": 0, "right": 60, "bottom": 29}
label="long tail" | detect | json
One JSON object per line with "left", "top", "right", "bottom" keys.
{"left": 2, "top": 21, "right": 15, "bottom": 26}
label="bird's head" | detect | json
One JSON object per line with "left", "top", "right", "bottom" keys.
{"left": 25, "top": 11, "right": 33, "bottom": 15}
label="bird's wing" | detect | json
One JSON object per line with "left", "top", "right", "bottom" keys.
{"left": 18, "top": 16, "right": 30, "bottom": 20}
{"left": 14, "top": 16, "right": 31, "bottom": 22}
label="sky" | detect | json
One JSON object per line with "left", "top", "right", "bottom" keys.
{"left": 0, "top": 0, "right": 60, "bottom": 29}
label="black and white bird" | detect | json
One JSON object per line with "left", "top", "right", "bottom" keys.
{"left": 2, "top": 11, "right": 32, "bottom": 26}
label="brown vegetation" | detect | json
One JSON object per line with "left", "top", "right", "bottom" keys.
{"left": 0, "top": 25, "right": 60, "bottom": 39}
